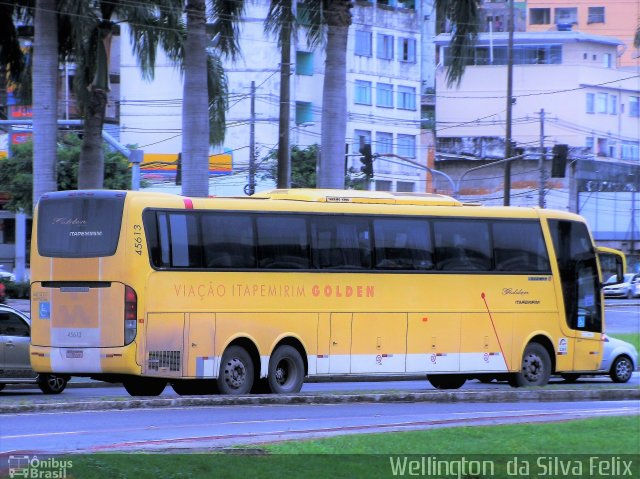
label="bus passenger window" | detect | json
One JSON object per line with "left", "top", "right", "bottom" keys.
{"left": 310, "top": 217, "right": 371, "bottom": 269}
{"left": 492, "top": 221, "right": 550, "bottom": 272}
{"left": 373, "top": 218, "right": 433, "bottom": 270}
{"left": 168, "top": 213, "right": 201, "bottom": 268}
{"left": 256, "top": 216, "right": 310, "bottom": 269}
{"left": 201, "top": 215, "right": 256, "bottom": 268}
{"left": 434, "top": 220, "right": 491, "bottom": 271}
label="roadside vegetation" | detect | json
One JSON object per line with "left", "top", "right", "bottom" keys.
{"left": 61, "top": 416, "right": 639, "bottom": 478}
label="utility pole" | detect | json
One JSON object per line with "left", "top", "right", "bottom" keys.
{"left": 277, "top": 18, "right": 292, "bottom": 189}
{"left": 248, "top": 81, "right": 256, "bottom": 196}
{"left": 503, "top": 0, "right": 515, "bottom": 206}
{"left": 538, "top": 108, "right": 545, "bottom": 208}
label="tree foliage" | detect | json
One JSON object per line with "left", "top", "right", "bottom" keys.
{"left": 0, "top": 135, "right": 132, "bottom": 212}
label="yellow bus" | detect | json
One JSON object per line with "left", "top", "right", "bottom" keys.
{"left": 29, "top": 189, "right": 622, "bottom": 396}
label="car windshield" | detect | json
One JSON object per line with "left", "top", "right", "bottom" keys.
{"left": 605, "top": 274, "right": 634, "bottom": 285}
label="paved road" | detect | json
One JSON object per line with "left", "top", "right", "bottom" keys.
{"left": 1, "top": 400, "right": 638, "bottom": 454}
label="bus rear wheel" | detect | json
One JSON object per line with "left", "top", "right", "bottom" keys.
{"left": 123, "top": 377, "right": 166, "bottom": 396}
{"left": 427, "top": 374, "right": 466, "bottom": 390}
{"left": 268, "top": 345, "right": 305, "bottom": 394}
{"left": 217, "top": 346, "right": 254, "bottom": 395}
{"left": 509, "top": 342, "right": 551, "bottom": 387}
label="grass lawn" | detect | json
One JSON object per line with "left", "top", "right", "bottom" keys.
{"left": 55, "top": 416, "right": 639, "bottom": 479}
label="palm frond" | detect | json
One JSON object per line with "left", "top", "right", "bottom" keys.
{"left": 0, "top": 3, "right": 26, "bottom": 84}
{"left": 208, "top": 0, "right": 245, "bottom": 60}
{"left": 264, "top": 0, "right": 297, "bottom": 50}
{"left": 206, "top": 52, "right": 227, "bottom": 146}
{"left": 435, "top": 0, "right": 480, "bottom": 87}
{"left": 299, "top": 0, "right": 325, "bottom": 48}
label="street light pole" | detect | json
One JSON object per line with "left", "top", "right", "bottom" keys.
{"left": 503, "top": 0, "right": 515, "bottom": 206}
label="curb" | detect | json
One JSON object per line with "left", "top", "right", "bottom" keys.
{"left": 1, "top": 388, "right": 638, "bottom": 415}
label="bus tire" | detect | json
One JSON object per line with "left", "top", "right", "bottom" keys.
{"left": 123, "top": 377, "right": 166, "bottom": 396}
{"left": 509, "top": 342, "right": 551, "bottom": 387}
{"left": 427, "top": 374, "right": 466, "bottom": 390}
{"left": 37, "top": 374, "right": 68, "bottom": 394}
{"left": 268, "top": 345, "right": 305, "bottom": 394}
{"left": 217, "top": 346, "right": 254, "bottom": 395}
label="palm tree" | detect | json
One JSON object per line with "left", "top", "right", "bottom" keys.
{"left": 32, "top": 0, "right": 58, "bottom": 207}
{"left": 265, "top": 0, "right": 295, "bottom": 189}
{"left": 181, "top": 0, "right": 244, "bottom": 197}
{"left": 59, "top": 0, "right": 184, "bottom": 189}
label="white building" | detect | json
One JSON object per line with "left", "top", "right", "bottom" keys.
{"left": 118, "top": 0, "right": 430, "bottom": 195}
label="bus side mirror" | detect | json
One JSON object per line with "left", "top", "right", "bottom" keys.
{"left": 596, "top": 246, "right": 625, "bottom": 285}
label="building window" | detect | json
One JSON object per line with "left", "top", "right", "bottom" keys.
{"left": 621, "top": 141, "right": 639, "bottom": 161}
{"left": 587, "top": 7, "right": 605, "bottom": 24}
{"left": 355, "top": 30, "right": 372, "bottom": 57}
{"left": 397, "top": 86, "right": 416, "bottom": 110}
{"left": 555, "top": 7, "right": 577, "bottom": 25}
{"left": 398, "top": 37, "right": 416, "bottom": 63}
{"left": 295, "top": 51, "right": 313, "bottom": 76}
{"left": 376, "top": 132, "right": 393, "bottom": 155}
{"left": 603, "top": 53, "right": 612, "bottom": 68}
{"left": 396, "top": 181, "right": 415, "bottom": 193}
{"left": 375, "top": 180, "right": 392, "bottom": 191}
{"left": 586, "top": 93, "right": 595, "bottom": 114}
{"left": 609, "top": 95, "right": 617, "bottom": 115}
{"left": 295, "top": 101, "right": 313, "bottom": 124}
{"left": 585, "top": 137, "right": 594, "bottom": 153}
{"left": 529, "top": 8, "right": 551, "bottom": 25}
{"left": 629, "top": 96, "right": 639, "bottom": 117}
{"left": 596, "top": 93, "right": 608, "bottom": 113}
{"left": 353, "top": 129, "right": 371, "bottom": 156}
{"left": 355, "top": 80, "right": 372, "bottom": 105}
{"left": 397, "top": 134, "right": 416, "bottom": 158}
{"left": 377, "top": 33, "right": 394, "bottom": 60}
{"left": 376, "top": 83, "right": 393, "bottom": 108}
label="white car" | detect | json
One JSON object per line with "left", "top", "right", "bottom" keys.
{"left": 561, "top": 334, "right": 638, "bottom": 383}
{"left": 631, "top": 274, "right": 640, "bottom": 299}
{"left": 602, "top": 273, "right": 639, "bottom": 299}
{"left": 0, "top": 304, "right": 69, "bottom": 394}
{"left": 0, "top": 265, "right": 15, "bottom": 282}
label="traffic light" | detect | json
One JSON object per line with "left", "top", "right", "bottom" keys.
{"left": 551, "top": 144, "right": 568, "bottom": 178}
{"left": 359, "top": 144, "right": 373, "bottom": 179}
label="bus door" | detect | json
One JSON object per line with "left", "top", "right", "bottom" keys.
{"left": 145, "top": 313, "right": 184, "bottom": 377}
{"left": 548, "top": 220, "right": 603, "bottom": 372}
{"left": 328, "top": 313, "right": 351, "bottom": 374}
{"left": 184, "top": 313, "right": 216, "bottom": 378}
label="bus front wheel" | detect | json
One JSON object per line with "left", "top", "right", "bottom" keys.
{"left": 217, "top": 346, "right": 254, "bottom": 395}
{"left": 427, "top": 374, "right": 466, "bottom": 390}
{"left": 509, "top": 342, "right": 551, "bottom": 387}
{"left": 268, "top": 345, "right": 305, "bottom": 394}
{"left": 123, "top": 377, "right": 166, "bottom": 396}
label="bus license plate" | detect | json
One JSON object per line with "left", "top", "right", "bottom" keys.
{"left": 66, "top": 350, "right": 83, "bottom": 359}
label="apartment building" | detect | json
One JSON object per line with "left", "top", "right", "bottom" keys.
{"left": 118, "top": 0, "right": 429, "bottom": 195}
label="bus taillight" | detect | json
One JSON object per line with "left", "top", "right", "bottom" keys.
{"left": 124, "top": 286, "right": 137, "bottom": 345}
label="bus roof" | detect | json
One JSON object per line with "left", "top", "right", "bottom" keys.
{"left": 252, "top": 189, "right": 463, "bottom": 206}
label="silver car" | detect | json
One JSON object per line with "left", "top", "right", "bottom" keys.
{"left": 561, "top": 334, "right": 638, "bottom": 383}
{"left": 0, "top": 304, "right": 69, "bottom": 394}
{"left": 603, "top": 273, "right": 639, "bottom": 299}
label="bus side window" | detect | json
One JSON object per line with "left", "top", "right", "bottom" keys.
{"left": 310, "top": 216, "right": 371, "bottom": 269}
{"left": 201, "top": 214, "right": 256, "bottom": 268}
{"left": 373, "top": 218, "right": 433, "bottom": 270}
{"left": 493, "top": 221, "right": 550, "bottom": 272}
{"left": 256, "top": 216, "right": 310, "bottom": 269}
{"left": 434, "top": 220, "right": 491, "bottom": 271}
